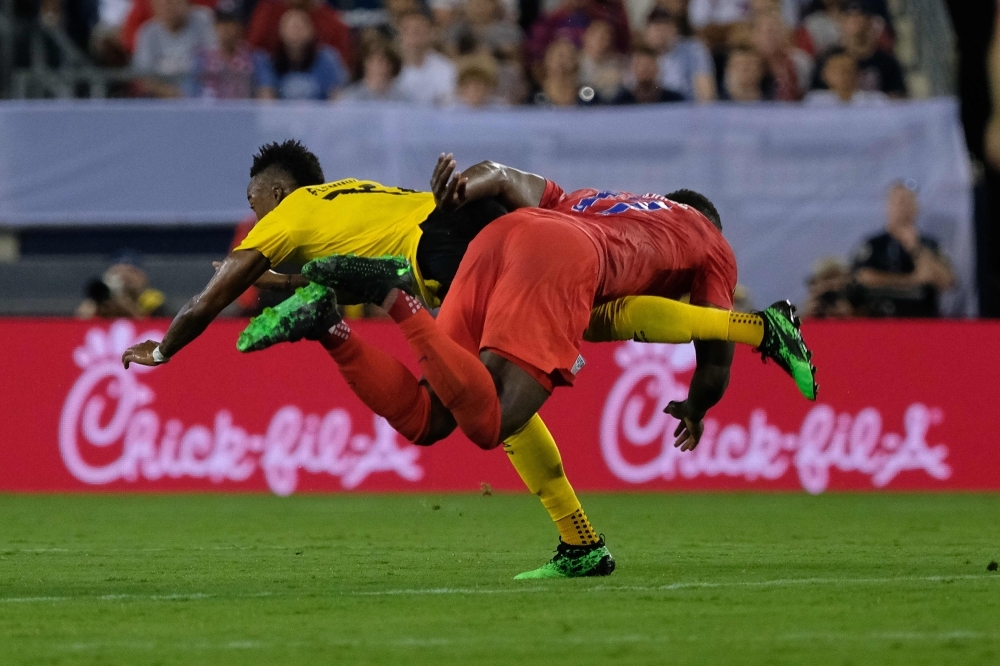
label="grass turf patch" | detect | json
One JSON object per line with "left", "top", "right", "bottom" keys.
{"left": 1, "top": 493, "right": 998, "bottom": 665}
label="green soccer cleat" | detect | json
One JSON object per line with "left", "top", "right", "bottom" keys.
{"left": 237, "top": 282, "right": 340, "bottom": 353}
{"left": 756, "top": 300, "right": 818, "bottom": 401}
{"left": 513, "top": 537, "right": 616, "bottom": 580}
{"left": 302, "top": 254, "right": 414, "bottom": 306}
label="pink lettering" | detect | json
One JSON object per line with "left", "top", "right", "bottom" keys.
{"left": 58, "top": 322, "right": 423, "bottom": 495}
{"left": 601, "top": 342, "right": 950, "bottom": 493}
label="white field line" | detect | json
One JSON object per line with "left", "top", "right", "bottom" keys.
{"left": 1, "top": 573, "right": 996, "bottom": 604}
{"left": 354, "top": 573, "right": 1000, "bottom": 596}
{"left": 0, "top": 592, "right": 274, "bottom": 604}
{"left": 48, "top": 631, "right": 1000, "bottom": 652}
{"left": 1, "top": 545, "right": 300, "bottom": 554}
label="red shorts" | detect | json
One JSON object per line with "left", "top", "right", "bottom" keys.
{"left": 436, "top": 209, "right": 600, "bottom": 389}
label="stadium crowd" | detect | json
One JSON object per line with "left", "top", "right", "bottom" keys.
{"left": 29, "top": 0, "right": 907, "bottom": 105}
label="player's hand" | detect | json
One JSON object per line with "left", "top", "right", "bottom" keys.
{"left": 431, "top": 153, "right": 468, "bottom": 210}
{"left": 663, "top": 400, "right": 705, "bottom": 451}
{"left": 122, "top": 340, "right": 163, "bottom": 369}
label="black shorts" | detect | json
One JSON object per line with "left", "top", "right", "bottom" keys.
{"left": 416, "top": 197, "right": 508, "bottom": 298}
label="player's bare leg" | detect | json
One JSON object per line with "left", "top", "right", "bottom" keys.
{"left": 479, "top": 351, "right": 615, "bottom": 580}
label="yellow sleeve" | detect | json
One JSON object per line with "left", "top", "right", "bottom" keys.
{"left": 233, "top": 212, "right": 297, "bottom": 266}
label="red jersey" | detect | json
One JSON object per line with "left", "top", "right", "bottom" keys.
{"left": 538, "top": 181, "right": 738, "bottom": 309}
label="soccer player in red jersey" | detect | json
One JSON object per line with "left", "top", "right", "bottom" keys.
{"left": 291, "top": 157, "right": 816, "bottom": 578}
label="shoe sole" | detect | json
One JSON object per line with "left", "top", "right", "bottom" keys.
{"left": 237, "top": 283, "right": 334, "bottom": 353}
{"left": 302, "top": 254, "right": 412, "bottom": 298}
{"left": 765, "top": 301, "right": 818, "bottom": 401}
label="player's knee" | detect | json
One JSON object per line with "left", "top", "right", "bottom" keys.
{"left": 413, "top": 431, "right": 442, "bottom": 446}
{"left": 416, "top": 386, "right": 457, "bottom": 445}
{"left": 469, "top": 432, "right": 502, "bottom": 451}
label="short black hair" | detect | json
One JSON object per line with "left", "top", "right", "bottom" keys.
{"left": 666, "top": 189, "right": 722, "bottom": 230}
{"left": 250, "top": 140, "right": 325, "bottom": 187}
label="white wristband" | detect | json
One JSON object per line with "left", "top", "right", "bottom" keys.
{"left": 152, "top": 346, "right": 169, "bottom": 364}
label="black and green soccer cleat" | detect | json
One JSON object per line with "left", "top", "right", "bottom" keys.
{"left": 236, "top": 282, "right": 340, "bottom": 353}
{"left": 513, "top": 537, "right": 616, "bottom": 580}
{"left": 302, "top": 254, "right": 414, "bottom": 306}
{"left": 756, "top": 300, "right": 818, "bottom": 401}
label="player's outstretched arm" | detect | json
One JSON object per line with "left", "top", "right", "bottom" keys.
{"left": 122, "top": 249, "right": 271, "bottom": 368}
{"left": 213, "top": 261, "right": 309, "bottom": 291}
{"left": 663, "top": 339, "right": 734, "bottom": 451}
{"left": 431, "top": 153, "right": 547, "bottom": 212}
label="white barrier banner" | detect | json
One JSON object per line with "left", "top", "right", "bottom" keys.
{"left": 0, "top": 99, "right": 973, "bottom": 311}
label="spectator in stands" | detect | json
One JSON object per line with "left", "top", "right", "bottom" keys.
{"left": 77, "top": 255, "right": 166, "bottom": 320}
{"left": 396, "top": 10, "right": 457, "bottom": 105}
{"left": 120, "top": 0, "right": 214, "bottom": 54}
{"left": 614, "top": 45, "right": 685, "bottom": 104}
{"left": 526, "top": 0, "right": 631, "bottom": 70}
{"left": 384, "top": 0, "right": 423, "bottom": 33}
{"left": 987, "top": 2, "right": 1000, "bottom": 170}
{"left": 852, "top": 182, "right": 956, "bottom": 317}
{"left": 795, "top": 0, "right": 844, "bottom": 56}
{"left": 578, "top": 20, "right": 625, "bottom": 103}
{"left": 751, "top": 9, "right": 812, "bottom": 100}
{"left": 644, "top": 7, "right": 716, "bottom": 102}
{"left": 803, "top": 256, "right": 854, "bottom": 318}
{"left": 722, "top": 45, "right": 765, "bottom": 101}
{"left": 454, "top": 58, "right": 503, "bottom": 107}
{"left": 338, "top": 41, "right": 409, "bottom": 102}
{"left": 442, "top": 0, "right": 527, "bottom": 103}
{"left": 804, "top": 47, "right": 885, "bottom": 105}
{"left": 247, "top": 0, "right": 352, "bottom": 68}
{"left": 188, "top": 2, "right": 255, "bottom": 98}
{"left": 795, "top": 0, "right": 893, "bottom": 55}
{"left": 445, "top": 0, "right": 523, "bottom": 60}
{"left": 133, "top": 0, "right": 218, "bottom": 97}
{"left": 687, "top": 0, "right": 801, "bottom": 49}
{"left": 531, "top": 36, "right": 583, "bottom": 106}
{"left": 254, "top": 8, "right": 349, "bottom": 99}
{"left": 90, "top": 0, "right": 134, "bottom": 66}
{"left": 836, "top": 0, "right": 905, "bottom": 98}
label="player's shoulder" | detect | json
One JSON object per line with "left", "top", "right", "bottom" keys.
{"left": 564, "top": 187, "right": 601, "bottom": 200}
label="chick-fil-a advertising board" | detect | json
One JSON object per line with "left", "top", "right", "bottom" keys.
{"left": 1, "top": 318, "right": 997, "bottom": 494}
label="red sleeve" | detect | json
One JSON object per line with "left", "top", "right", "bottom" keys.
{"left": 793, "top": 26, "right": 815, "bottom": 56}
{"left": 537, "top": 180, "right": 566, "bottom": 209}
{"left": 247, "top": 0, "right": 281, "bottom": 54}
{"left": 121, "top": 0, "right": 152, "bottom": 53}
{"left": 689, "top": 243, "right": 737, "bottom": 310}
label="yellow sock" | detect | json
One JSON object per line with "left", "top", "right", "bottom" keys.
{"left": 555, "top": 508, "right": 600, "bottom": 546}
{"left": 728, "top": 310, "right": 765, "bottom": 347}
{"left": 504, "top": 414, "right": 596, "bottom": 543}
{"left": 586, "top": 296, "right": 764, "bottom": 347}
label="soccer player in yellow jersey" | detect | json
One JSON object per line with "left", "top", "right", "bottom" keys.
{"left": 122, "top": 140, "right": 811, "bottom": 578}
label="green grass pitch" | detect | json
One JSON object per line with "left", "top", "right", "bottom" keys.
{"left": 1, "top": 493, "right": 998, "bottom": 665}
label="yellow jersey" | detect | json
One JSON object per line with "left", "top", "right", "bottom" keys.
{"left": 234, "top": 179, "right": 442, "bottom": 305}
